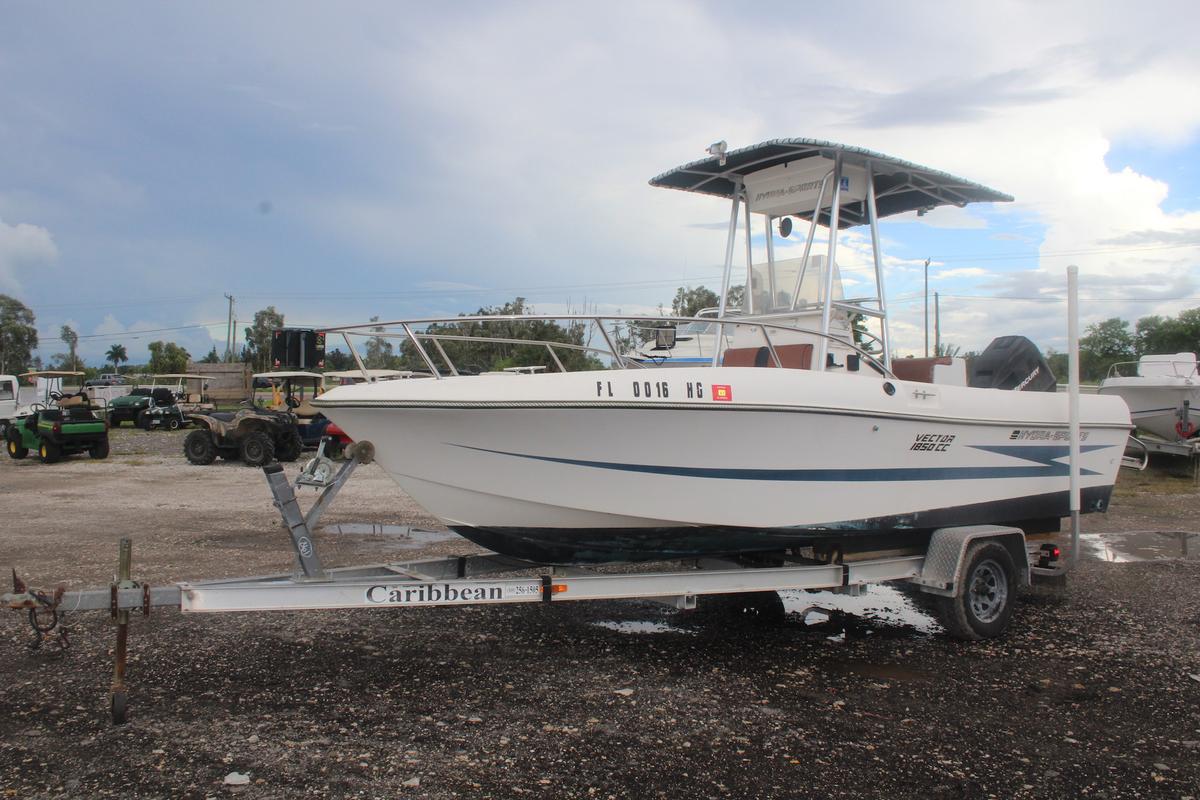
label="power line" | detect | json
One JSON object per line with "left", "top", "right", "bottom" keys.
{"left": 37, "top": 323, "right": 225, "bottom": 342}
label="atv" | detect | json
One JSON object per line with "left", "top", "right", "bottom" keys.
{"left": 183, "top": 402, "right": 304, "bottom": 467}
{"left": 5, "top": 390, "right": 109, "bottom": 464}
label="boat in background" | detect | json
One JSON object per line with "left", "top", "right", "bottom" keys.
{"left": 622, "top": 308, "right": 728, "bottom": 367}
{"left": 314, "top": 137, "right": 1131, "bottom": 565}
{"left": 1097, "top": 353, "right": 1199, "bottom": 441}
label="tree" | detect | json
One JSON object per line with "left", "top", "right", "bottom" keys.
{"left": 725, "top": 284, "right": 745, "bottom": 310}
{"left": 200, "top": 346, "right": 221, "bottom": 364}
{"left": 364, "top": 316, "right": 396, "bottom": 369}
{"left": 401, "top": 297, "right": 602, "bottom": 374}
{"left": 60, "top": 325, "right": 79, "bottom": 371}
{"left": 1136, "top": 308, "right": 1200, "bottom": 356}
{"left": 148, "top": 341, "right": 191, "bottom": 373}
{"left": 671, "top": 286, "right": 719, "bottom": 318}
{"left": 242, "top": 306, "right": 284, "bottom": 372}
{"left": 105, "top": 344, "right": 128, "bottom": 372}
{"left": 0, "top": 294, "right": 38, "bottom": 374}
{"left": 324, "top": 348, "right": 353, "bottom": 371}
{"left": 1079, "top": 317, "right": 1134, "bottom": 381}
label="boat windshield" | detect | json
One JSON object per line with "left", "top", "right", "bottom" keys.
{"left": 745, "top": 255, "right": 843, "bottom": 314}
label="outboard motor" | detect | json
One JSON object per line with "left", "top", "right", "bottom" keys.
{"left": 968, "top": 335, "right": 1057, "bottom": 392}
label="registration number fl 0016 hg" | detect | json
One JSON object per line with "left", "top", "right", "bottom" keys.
{"left": 594, "top": 380, "right": 710, "bottom": 400}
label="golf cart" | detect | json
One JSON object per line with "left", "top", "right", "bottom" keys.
{"left": 5, "top": 371, "right": 109, "bottom": 463}
{"left": 158, "top": 374, "right": 217, "bottom": 415}
{"left": 108, "top": 374, "right": 215, "bottom": 429}
{"left": 255, "top": 371, "right": 352, "bottom": 456}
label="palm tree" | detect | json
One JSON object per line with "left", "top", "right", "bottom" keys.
{"left": 105, "top": 343, "right": 128, "bottom": 373}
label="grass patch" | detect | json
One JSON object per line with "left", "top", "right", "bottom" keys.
{"left": 1113, "top": 462, "right": 1198, "bottom": 497}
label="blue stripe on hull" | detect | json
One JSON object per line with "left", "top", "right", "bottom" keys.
{"left": 452, "top": 443, "right": 1112, "bottom": 481}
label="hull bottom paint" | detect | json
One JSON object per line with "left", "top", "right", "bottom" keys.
{"left": 452, "top": 486, "right": 1114, "bottom": 564}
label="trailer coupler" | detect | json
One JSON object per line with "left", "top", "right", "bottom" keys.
{"left": 3, "top": 569, "right": 69, "bottom": 652}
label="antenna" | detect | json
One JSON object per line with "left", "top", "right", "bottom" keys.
{"left": 706, "top": 140, "right": 728, "bottom": 167}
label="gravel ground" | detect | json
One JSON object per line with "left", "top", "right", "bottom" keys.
{"left": 1, "top": 427, "right": 1198, "bottom": 799}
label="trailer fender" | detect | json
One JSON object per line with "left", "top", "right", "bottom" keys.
{"left": 910, "top": 525, "right": 1029, "bottom": 597}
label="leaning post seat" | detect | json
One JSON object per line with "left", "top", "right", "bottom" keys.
{"left": 891, "top": 356, "right": 953, "bottom": 384}
{"left": 721, "top": 344, "right": 813, "bottom": 369}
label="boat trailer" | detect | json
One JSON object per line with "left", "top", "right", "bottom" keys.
{"left": 2, "top": 440, "right": 1061, "bottom": 724}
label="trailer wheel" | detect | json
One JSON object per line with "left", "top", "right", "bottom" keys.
{"left": 184, "top": 429, "right": 218, "bottom": 465}
{"left": 938, "top": 540, "right": 1016, "bottom": 641}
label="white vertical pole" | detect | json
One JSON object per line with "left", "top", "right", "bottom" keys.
{"left": 864, "top": 165, "right": 890, "bottom": 371}
{"left": 744, "top": 191, "right": 757, "bottom": 313}
{"left": 816, "top": 153, "right": 844, "bottom": 372}
{"left": 1067, "top": 264, "right": 1081, "bottom": 566}
{"left": 713, "top": 181, "right": 742, "bottom": 367}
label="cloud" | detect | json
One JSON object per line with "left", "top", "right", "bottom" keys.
{"left": 3, "top": 0, "right": 1200, "bottom": 364}
{"left": 933, "top": 267, "right": 987, "bottom": 280}
{"left": 0, "top": 217, "right": 58, "bottom": 292}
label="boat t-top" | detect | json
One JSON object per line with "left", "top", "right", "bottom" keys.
{"left": 312, "top": 137, "right": 1131, "bottom": 565}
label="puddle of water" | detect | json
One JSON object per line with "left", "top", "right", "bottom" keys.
{"left": 779, "top": 584, "right": 942, "bottom": 634}
{"left": 823, "top": 660, "right": 931, "bottom": 682}
{"left": 323, "top": 524, "right": 458, "bottom": 549}
{"left": 593, "top": 620, "right": 696, "bottom": 636}
{"left": 1080, "top": 531, "right": 1196, "bottom": 562}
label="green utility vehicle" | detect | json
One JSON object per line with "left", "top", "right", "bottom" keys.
{"left": 5, "top": 376, "right": 109, "bottom": 463}
{"left": 108, "top": 374, "right": 214, "bottom": 429}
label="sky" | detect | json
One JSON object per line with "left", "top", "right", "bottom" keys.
{"left": 1, "top": 0, "right": 1199, "bottom": 367}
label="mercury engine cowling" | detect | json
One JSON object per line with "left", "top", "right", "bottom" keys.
{"left": 968, "top": 335, "right": 1057, "bottom": 392}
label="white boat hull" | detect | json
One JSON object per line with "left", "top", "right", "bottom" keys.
{"left": 315, "top": 368, "right": 1130, "bottom": 563}
{"left": 1097, "top": 379, "right": 1200, "bottom": 441}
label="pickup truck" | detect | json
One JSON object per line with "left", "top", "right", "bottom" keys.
{"left": 0, "top": 374, "right": 17, "bottom": 435}
{"left": 84, "top": 373, "right": 127, "bottom": 387}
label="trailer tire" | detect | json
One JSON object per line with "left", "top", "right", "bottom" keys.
{"left": 937, "top": 540, "right": 1016, "bottom": 641}
{"left": 240, "top": 431, "right": 275, "bottom": 467}
{"left": 184, "top": 429, "right": 218, "bottom": 465}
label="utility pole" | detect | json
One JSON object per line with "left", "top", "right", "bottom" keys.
{"left": 923, "top": 258, "right": 930, "bottom": 357}
{"left": 934, "top": 291, "right": 941, "bottom": 357}
{"left": 224, "top": 294, "right": 235, "bottom": 362}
